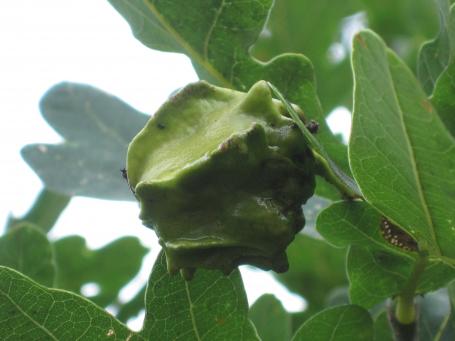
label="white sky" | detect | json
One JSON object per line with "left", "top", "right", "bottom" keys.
{"left": 0, "top": 0, "right": 333, "bottom": 329}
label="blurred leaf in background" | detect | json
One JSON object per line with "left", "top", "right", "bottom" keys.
{"left": 249, "top": 294, "right": 292, "bottom": 341}
{"left": 0, "top": 224, "right": 55, "bottom": 287}
{"left": 274, "top": 234, "right": 347, "bottom": 318}
{"left": 53, "top": 235, "right": 148, "bottom": 308}
{"left": 22, "top": 82, "right": 149, "bottom": 201}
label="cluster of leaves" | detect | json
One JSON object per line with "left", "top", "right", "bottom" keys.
{"left": 1, "top": 0, "right": 455, "bottom": 340}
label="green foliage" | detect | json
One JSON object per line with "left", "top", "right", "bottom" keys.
{"left": 22, "top": 82, "right": 149, "bottom": 200}
{"left": 431, "top": 3, "right": 455, "bottom": 137}
{"left": 7, "top": 189, "right": 70, "bottom": 233}
{"left": 127, "top": 80, "right": 316, "bottom": 275}
{"left": 274, "top": 234, "right": 347, "bottom": 313}
{"left": 0, "top": 266, "right": 137, "bottom": 341}
{"left": 292, "top": 305, "right": 374, "bottom": 341}
{"left": 249, "top": 294, "right": 292, "bottom": 341}
{"left": 108, "top": 0, "right": 351, "bottom": 200}
{"left": 0, "top": 224, "right": 55, "bottom": 287}
{"left": 318, "top": 201, "right": 455, "bottom": 307}
{"left": 53, "top": 236, "right": 148, "bottom": 307}
{"left": 350, "top": 30, "right": 455, "bottom": 261}
{"left": 140, "top": 251, "right": 258, "bottom": 340}
{"left": 418, "top": 0, "right": 455, "bottom": 94}
{"left": 2, "top": 0, "right": 455, "bottom": 339}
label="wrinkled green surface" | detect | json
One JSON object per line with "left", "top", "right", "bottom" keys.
{"left": 140, "top": 251, "right": 259, "bottom": 340}
{"left": 292, "top": 305, "right": 373, "bottom": 341}
{"left": 249, "top": 294, "right": 291, "bottom": 341}
{"left": 128, "top": 81, "right": 315, "bottom": 274}
{"left": 274, "top": 234, "right": 346, "bottom": 312}
{"left": 0, "top": 224, "right": 54, "bottom": 287}
{"left": 54, "top": 236, "right": 148, "bottom": 307}
{"left": 22, "top": 82, "right": 148, "bottom": 200}
{"left": 109, "top": 0, "right": 351, "bottom": 200}
{"left": 0, "top": 266, "right": 138, "bottom": 341}
{"left": 350, "top": 30, "right": 455, "bottom": 262}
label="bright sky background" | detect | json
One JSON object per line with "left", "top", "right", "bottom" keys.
{"left": 0, "top": 0, "right": 351, "bottom": 330}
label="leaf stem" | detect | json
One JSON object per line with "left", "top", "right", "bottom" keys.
{"left": 395, "top": 252, "right": 428, "bottom": 324}
{"left": 388, "top": 253, "right": 428, "bottom": 341}
{"left": 267, "top": 82, "right": 362, "bottom": 200}
{"left": 313, "top": 153, "right": 363, "bottom": 200}
{"left": 7, "top": 189, "right": 71, "bottom": 233}
{"left": 395, "top": 253, "right": 427, "bottom": 324}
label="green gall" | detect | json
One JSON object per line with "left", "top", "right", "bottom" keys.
{"left": 127, "top": 80, "right": 315, "bottom": 277}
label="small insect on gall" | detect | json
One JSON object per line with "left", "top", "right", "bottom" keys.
{"left": 121, "top": 168, "right": 128, "bottom": 180}
{"left": 380, "top": 218, "right": 418, "bottom": 252}
{"left": 120, "top": 168, "right": 135, "bottom": 194}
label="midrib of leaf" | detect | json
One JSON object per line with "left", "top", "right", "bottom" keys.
{"left": 328, "top": 307, "right": 348, "bottom": 341}
{"left": 144, "top": 1, "right": 233, "bottom": 89}
{"left": 84, "top": 102, "right": 126, "bottom": 147}
{"left": 184, "top": 280, "right": 202, "bottom": 341}
{"left": 203, "top": 0, "right": 226, "bottom": 60}
{"left": 437, "top": 256, "right": 455, "bottom": 268}
{"left": 384, "top": 53, "right": 441, "bottom": 256}
{"left": 433, "top": 312, "right": 451, "bottom": 341}
{"left": 0, "top": 288, "right": 58, "bottom": 341}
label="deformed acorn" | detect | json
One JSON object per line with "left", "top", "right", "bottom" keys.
{"left": 126, "top": 80, "right": 316, "bottom": 277}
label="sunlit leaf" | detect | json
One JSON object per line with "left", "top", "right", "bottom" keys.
{"left": 0, "top": 266, "right": 139, "bottom": 340}
{"left": 292, "top": 305, "right": 373, "bottom": 341}
{"left": 139, "top": 251, "right": 259, "bottom": 340}
{"left": 350, "top": 30, "right": 455, "bottom": 262}
{"left": 0, "top": 224, "right": 54, "bottom": 287}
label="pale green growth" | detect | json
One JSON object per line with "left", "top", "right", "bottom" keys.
{"left": 127, "top": 80, "right": 315, "bottom": 277}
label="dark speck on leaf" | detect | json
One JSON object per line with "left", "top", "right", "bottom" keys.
{"left": 306, "top": 120, "right": 319, "bottom": 134}
{"left": 157, "top": 123, "right": 166, "bottom": 129}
